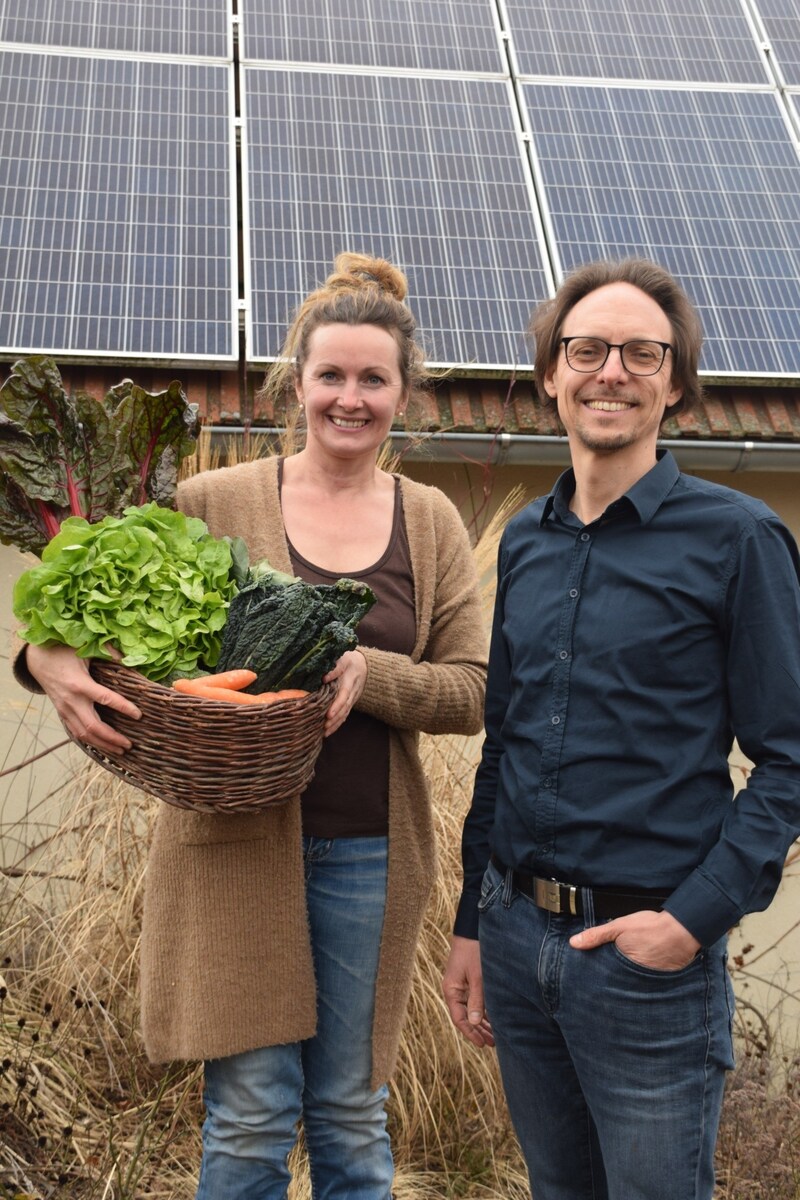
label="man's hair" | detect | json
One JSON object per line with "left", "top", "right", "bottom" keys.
{"left": 530, "top": 258, "right": 704, "bottom": 416}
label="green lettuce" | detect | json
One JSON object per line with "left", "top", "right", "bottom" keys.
{"left": 0, "top": 356, "right": 199, "bottom": 557}
{"left": 12, "top": 504, "right": 238, "bottom": 681}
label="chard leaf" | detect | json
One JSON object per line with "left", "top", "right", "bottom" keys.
{"left": 0, "top": 461, "right": 66, "bottom": 554}
{"left": 0, "top": 357, "right": 200, "bottom": 557}
{"left": 109, "top": 379, "right": 200, "bottom": 510}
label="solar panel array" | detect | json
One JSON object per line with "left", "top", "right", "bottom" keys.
{"left": 756, "top": 0, "right": 800, "bottom": 86}
{"left": 243, "top": 70, "right": 550, "bottom": 367}
{"left": 504, "top": 0, "right": 769, "bottom": 86}
{"left": 524, "top": 84, "right": 800, "bottom": 374}
{"left": 0, "top": 2, "right": 236, "bottom": 363}
{"left": 0, "top": 0, "right": 230, "bottom": 58}
{"left": 240, "top": 0, "right": 504, "bottom": 74}
{"left": 504, "top": 0, "right": 800, "bottom": 374}
{"left": 2, "top": 0, "right": 800, "bottom": 377}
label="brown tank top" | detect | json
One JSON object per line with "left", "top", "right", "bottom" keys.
{"left": 278, "top": 463, "right": 416, "bottom": 837}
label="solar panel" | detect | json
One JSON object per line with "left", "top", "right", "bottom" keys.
{"left": 522, "top": 83, "right": 800, "bottom": 375}
{"left": 754, "top": 0, "right": 800, "bottom": 86}
{"left": 243, "top": 68, "right": 552, "bottom": 369}
{"left": 0, "top": 0, "right": 230, "bottom": 58}
{"left": 0, "top": 50, "right": 237, "bottom": 362}
{"left": 790, "top": 92, "right": 800, "bottom": 127}
{"left": 504, "top": 0, "right": 769, "bottom": 86}
{"left": 241, "top": 0, "right": 503, "bottom": 74}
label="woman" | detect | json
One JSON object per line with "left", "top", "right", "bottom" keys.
{"left": 17, "top": 254, "right": 487, "bottom": 1199}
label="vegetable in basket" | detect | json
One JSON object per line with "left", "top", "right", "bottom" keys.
{"left": 215, "top": 558, "right": 377, "bottom": 694}
{"left": 12, "top": 503, "right": 240, "bottom": 681}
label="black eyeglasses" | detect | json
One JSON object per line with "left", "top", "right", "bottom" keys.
{"left": 560, "top": 337, "right": 673, "bottom": 377}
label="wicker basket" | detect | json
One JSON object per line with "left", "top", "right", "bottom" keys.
{"left": 69, "top": 661, "right": 335, "bottom": 814}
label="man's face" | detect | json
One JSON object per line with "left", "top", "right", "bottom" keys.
{"left": 544, "top": 282, "right": 683, "bottom": 457}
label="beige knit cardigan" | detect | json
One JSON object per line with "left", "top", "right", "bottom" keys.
{"left": 128, "top": 457, "right": 486, "bottom": 1086}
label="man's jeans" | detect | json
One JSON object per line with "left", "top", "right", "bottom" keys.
{"left": 195, "top": 836, "right": 393, "bottom": 1200}
{"left": 478, "top": 859, "right": 735, "bottom": 1200}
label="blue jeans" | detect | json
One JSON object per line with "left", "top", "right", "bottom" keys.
{"left": 195, "top": 836, "right": 393, "bottom": 1200}
{"left": 478, "top": 860, "right": 735, "bottom": 1200}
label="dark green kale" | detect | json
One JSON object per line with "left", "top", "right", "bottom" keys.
{"left": 216, "top": 562, "right": 376, "bottom": 693}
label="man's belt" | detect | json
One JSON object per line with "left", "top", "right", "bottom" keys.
{"left": 490, "top": 854, "right": 670, "bottom": 921}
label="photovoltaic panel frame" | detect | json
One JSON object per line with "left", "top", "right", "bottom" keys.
{"left": 753, "top": 0, "right": 800, "bottom": 86}
{"left": 241, "top": 0, "right": 504, "bottom": 74}
{"left": 503, "top": 0, "right": 769, "bottom": 86}
{"left": 0, "top": 0, "right": 230, "bottom": 59}
{"left": 522, "top": 82, "right": 800, "bottom": 375}
{"left": 0, "top": 50, "right": 238, "bottom": 363}
{"left": 243, "top": 68, "right": 553, "bottom": 369}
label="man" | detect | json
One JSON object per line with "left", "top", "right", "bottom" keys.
{"left": 443, "top": 258, "right": 800, "bottom": 1200}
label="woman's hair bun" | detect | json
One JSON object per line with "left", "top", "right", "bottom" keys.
{"left": 328, "top": 252, "right": 408, "bottom": 303}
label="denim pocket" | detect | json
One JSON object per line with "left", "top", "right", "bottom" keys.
{"left": 477, "top": 862, "right": 503, "bottom": 914}
{"left": 611, "top": 941, "right": 705, "bottom": 978}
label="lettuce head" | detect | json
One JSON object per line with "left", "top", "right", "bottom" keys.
{"left": 13, "top": 503, "right": 238, "bottom": 680}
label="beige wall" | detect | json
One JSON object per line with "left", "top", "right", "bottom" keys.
{"left": 2, "top": 459, "right": 798, "bottom": 1039}
{"left": 402, "top": 458, "right": 800, "bottom": 542}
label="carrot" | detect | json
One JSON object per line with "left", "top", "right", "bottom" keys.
{"left": 173, "top": 669, "right": 257, "bottom": 694}
{"left": 173, "top": 681, "right": 263, "bottom": 704}
{"left": 254, "top": 688, "right": 311, "bottom": 705}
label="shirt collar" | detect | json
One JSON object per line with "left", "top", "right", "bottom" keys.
{"left": 540, "top": 449, "right": 680, "bottom": 527}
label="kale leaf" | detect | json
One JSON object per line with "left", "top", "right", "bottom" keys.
{"left": 215, "top": 563, "right": 376, "bottom": 693}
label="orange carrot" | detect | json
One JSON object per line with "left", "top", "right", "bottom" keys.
{"left": 252, "top": 688, "right": 310, "bottom": 705}
{"left": 173, "top": 681, "right": 263, "bottom": 704}
{"left": 173, "top": 669, "right": 257, "bottom": 694}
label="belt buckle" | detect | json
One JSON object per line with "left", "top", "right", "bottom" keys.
{"left": 534, "top": 877, "right": 579, "bottom": 915}
{"left": 534, "top": 877, "right": 562, "bottom": 913}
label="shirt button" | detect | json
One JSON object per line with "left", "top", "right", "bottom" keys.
{"left": 559, "top": 650, "right": 568, "bottom": 660}
{"left": 580, "top": 532, "right": 590, "bottom": 542}
{"left": 569, "top": 588, "right": 578, "bottom": 598}
{"left": 542, "top": 777, "right": 553, "bottom": 787}
{"left": 551, "top": 715, "right": 560, "bottom": 725}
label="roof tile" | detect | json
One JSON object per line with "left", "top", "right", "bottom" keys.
{"left": 3, "top": 362, "right": 799, "bottom": 444}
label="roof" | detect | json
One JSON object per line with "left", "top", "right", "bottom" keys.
{"left": 25, "top": 364, "right": 800, "bottom": 446}
{"left": 22, "top": 364, "right": 800, "bottom": 446}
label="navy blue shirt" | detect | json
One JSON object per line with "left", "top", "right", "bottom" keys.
{"left": 455, "top": 452, "right": 800, "bottom": 947}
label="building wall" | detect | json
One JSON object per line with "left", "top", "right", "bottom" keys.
{"left": 401, "top": 459, "right": 800, "bottom": 540}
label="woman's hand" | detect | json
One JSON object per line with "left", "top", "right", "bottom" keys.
{"left": 321, "top": 649, "right": 367, "bottom": 736}
{"left": 26, "top": 643, "right": 141, "bottom": 755}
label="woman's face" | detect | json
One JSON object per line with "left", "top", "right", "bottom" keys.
{"left": 295, "top": 323, "right": 406, "bottom": 462}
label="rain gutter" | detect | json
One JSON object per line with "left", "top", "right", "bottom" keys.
{"left": 208, "top": 427, "right": 800, "bottom": 472}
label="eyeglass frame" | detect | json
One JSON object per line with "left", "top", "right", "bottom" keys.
{"left": 559, "top": 337, "right": 673, "bottom": 377}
